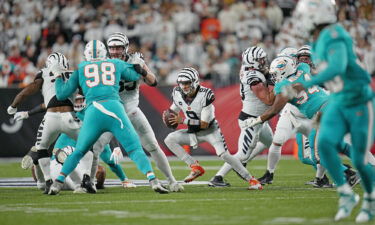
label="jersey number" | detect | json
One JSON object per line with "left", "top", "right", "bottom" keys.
{"left": 296, "top": 74, "right": 320, "bottom": 104}
{"left": 186, "top": 111, "right": 199, "bottom": 120}
{"left": 84, "top": 62, "right": 115, "bottom": 87}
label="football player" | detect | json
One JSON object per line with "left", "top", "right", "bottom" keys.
{"left": 163, "top": 67, "right": 263, "bottom": 190}
{"left": 208, "top": 46, "right": 274, "bottom": 187}
{"left": 106, "top": 32, "right": 183, "bottom": 192}
{"left": 7, "top": 52, "right": 94, "bottom": 194}
{"left": 289, "top": 0, "right": 375, "bottom": 222}
{"left": 257, "top": 46, "right": 331, "bottom": 186}
{"left": 48, "top": 40, "right": 168, "bottom": 195}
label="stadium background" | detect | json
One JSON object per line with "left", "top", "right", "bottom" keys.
{"left": 1, "top": 0, "right": 374, "bottom": 157}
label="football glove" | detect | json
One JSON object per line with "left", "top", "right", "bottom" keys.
{"left": 14, "top": 111, "right": 29, "bottom": 121}
{"left": 7, "top": 106, "right": 17, "bottom": 115}
{"left": 110, "top": 147, "right": 123, "bottom": 165}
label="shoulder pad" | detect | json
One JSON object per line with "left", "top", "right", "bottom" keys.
{"left": 244, "top": 70, "right": 266, "bottom": 85}
{"left": 205, "top": 89, "right": 215, "bottom": 106}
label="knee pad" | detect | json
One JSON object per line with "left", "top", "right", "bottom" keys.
{"left": 143, "top": 142, "right": 159, "bottom": 153}
{"left": 272, "top": 128, "right": 290, "bottom": 145}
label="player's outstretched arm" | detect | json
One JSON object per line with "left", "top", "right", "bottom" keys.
{"left": 142, "top": 63, "right": 157, "bottom": 87}
{"left": 259, "top": 94, "right": 289, "bottom": 122}
{"left": 55, "top": 70, "right": 79, "bottom": 100}
{"left": 301, "top": 41, "right": 348, "bottom": 89}
{"left": 251, "top": 82, "right": 275, "bottom": 105}
{"left": 14, "top": 103, "right": 46, "bottom": 121}
{"left": 8, "top": 78, "right": 43, "bottom": 114}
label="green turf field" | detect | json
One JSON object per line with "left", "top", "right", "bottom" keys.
{"left": 0, "top": 158, "right": 364, "bottom": 225}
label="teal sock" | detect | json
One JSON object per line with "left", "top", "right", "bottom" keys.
{"left": 127, "top": 149, "right": 153, "bottom": 175}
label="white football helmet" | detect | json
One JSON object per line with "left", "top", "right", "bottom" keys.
{"left": 84, "top": 40, "right": 107, "bottom": 61}
{"left": 46, "top": 52, "right": 69, "bottom": 70}
{"left": 277, "top": 47, "right": 298, "bottom": 62}
{"left": 107, "top": 32, "right": 129, "bottom": 59}
{"left": 177, "top": 67, "right": 200, "bottom": 95}
{"left": 297, "top": 45, "right": 313, "bottom": 66}
{"left": 269, "top": 56, "right": 297, "bottom": 83}
{"left": 295, "top": 0, "right": 337, "bottom": 33}
{"left": 241, "top": 46, "right": 268, "bottom": 71}
{"left": 74, "top": 94, "right": 86, "bottom": 112}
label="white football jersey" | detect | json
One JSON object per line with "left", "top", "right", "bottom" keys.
{"left": 119, "top": 80, "right": 140, "bottom": 113}
{"left": 171, "top": 85, "right": 215, "bottom": 122}
{"left": 119, "top": 52, "right": 145, "bottom": 113}
{"left": 239, "top": 67, "right": 270, "bottom": 116}
{"left": 36, "top": 68, "right": 74, "bottom": 108}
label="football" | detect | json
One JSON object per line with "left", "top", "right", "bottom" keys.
{"left": 162, "top": 109, "right": 178, "bottom": 129}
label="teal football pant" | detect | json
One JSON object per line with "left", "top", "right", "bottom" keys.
{"left": 317, "top": 100, "right": 375, "bottom": 193}
{"left": 58, "top": 100, "right": 153, "bottom": 182}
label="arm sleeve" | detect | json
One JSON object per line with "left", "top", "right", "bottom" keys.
{"left": 302, "top": 41, "right": 348, "bottom": 88}
{"left": 55, "top": 70, "right": 79, "bottom": 100}
{"left": 201, "top": 104, "right": 215, "bottom": 122}
{"left": 121, "top": 65, "right": 141, "bottom": 82}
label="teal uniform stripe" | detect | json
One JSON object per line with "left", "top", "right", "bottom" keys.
{"left": 93, "top": 40, "right": 97, "bottom": 58}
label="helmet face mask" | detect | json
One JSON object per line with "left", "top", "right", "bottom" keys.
{"left": 107, "top": 32, "right": 129, "bottom": 59}
{"left": 74, "top": 95, "right": 86, "bottom": 112}
{"left": 176, "top": 67, "right": 200, "bottom": 96}
{"left": 297, "top": 45, "right": 313, "bottom": 67}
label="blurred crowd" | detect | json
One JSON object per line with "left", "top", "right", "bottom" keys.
{"left": 0, "top": 0, "right": 374, "bottom": 88}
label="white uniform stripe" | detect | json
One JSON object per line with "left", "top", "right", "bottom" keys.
{"left": 365, "top": 100, "right": 374, "bottom": 155}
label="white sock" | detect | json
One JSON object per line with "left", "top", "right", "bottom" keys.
{"left": 90, "top": 153, "right": 99, "bottom": 183}
{"left": 337, "top": 183, "right": 353, "bottom": 195}
{"left": 216, "top": 162, "right": 233, "bottom": 177}
{"left": 165, "top": 141, "right": 197, "bottom": 166}
{"left": 248, "top": 142, "right": 267, "bottom": 161}
{"left": 150, "top": 150, "right": 177, "bottom": 183}
{"left": 220, "top": 152, "right": 252, "bottom": 181}
{"left": 316, "top": 164, "right": 325, "bottom": 179}
{"left": 79, "top": 151, "right": 94, "bottom": 176}
{"left": 35, "top": 164, "right": 45, "bottom": 183}
{"left": 267, "top": 144, "right": 282, "bottom": 173}
{"left": 38, "top": 157, "right": 51, "bottom": 181}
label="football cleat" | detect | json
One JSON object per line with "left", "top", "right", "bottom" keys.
{"left": 258, "top": 170, "right": 274, "bottom": 185}
{"left": 168, "top": 182, "right": 184, "bottom": 192}
{"left": 334, "top": 192, "right": 360, "bottom": 221}
{"left": 305, "top": 178, "right": 316, "bottom": 185}
{"left": 48, "top": 180, "right": 64, "bottom": 195}
{"left": 208, "top": 175, "right": 231, "bottom": 187}
{"left": 248, "top": 177, "right": 263, "bottom": 190}
{"left": 313, "top": 175, "right": 334, "bottom": 188}
{"left": 121, "top": 180, "right": 137, "bottom": 188}
{"left": 344, "top": 167, "right": 361, "bottom": 187}
{"left": 184, "top": 164, "right": 205, "bottom": 183}
{"left": 149, "top": 178, "right": 169, "bottom": 194}
{"left": 80, "top": 174, "right": 97, "bottom": 194}
{"left": 356, "top": 194, "right": 375, "bottom": 223}
{"left": 43, "top": 179, "right": 53, "bottom": 194}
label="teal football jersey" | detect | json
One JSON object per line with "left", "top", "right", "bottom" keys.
{"left": 302, "top": 24, "right": 372, "bottom": 106}
{"left": 55, "top": 58, "right": 141, "bottom": 105}
{"left": 275, "top": 63, "right": 328, "bottom": 119}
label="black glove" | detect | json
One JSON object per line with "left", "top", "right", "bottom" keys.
{"left": 133, "top": 64, "right": 147, "bottom": 77}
